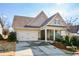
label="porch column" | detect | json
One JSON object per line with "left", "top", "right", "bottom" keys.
{"left": 53, "top": 29, "right": 55, "bottom": 41}
{"left": 45, "top": 29, "right": 47, "bottom": 42}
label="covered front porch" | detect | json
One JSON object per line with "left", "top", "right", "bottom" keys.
{"left": 39, "top": 25, "right": 67, "bottom": 42}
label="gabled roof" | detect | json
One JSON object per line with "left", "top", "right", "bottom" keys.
{"left": 41, "top": 12, "right": 66, "bottom": 27}
{"left": 13, "top": 11, "right": 66, "bottom": 28}
{"left": 13, "top": 11, "right": 48, "bottom": 28}
{"left": 26, "top": 11, "right": 48, "bottom": 26}
{"left": 40, "top": 13, "right": 57, "bottom": 26}
{"left": 13, "top": 15, "right": 35, "bottom": 28}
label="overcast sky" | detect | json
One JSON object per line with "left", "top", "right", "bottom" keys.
{"left": 0, "top": 3, "right": 79, "bottom": 26}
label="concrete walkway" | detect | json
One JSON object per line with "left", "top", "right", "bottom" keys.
{"left": 15, "top": 41, "right": 69, "bottom": 56}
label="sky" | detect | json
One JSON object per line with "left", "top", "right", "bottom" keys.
{"left": 0, "top": 3, "right": 79, "bottom": 27}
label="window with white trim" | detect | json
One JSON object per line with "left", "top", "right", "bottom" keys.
{"left": 54, "top": 19, "right": 60, "bottom": 25}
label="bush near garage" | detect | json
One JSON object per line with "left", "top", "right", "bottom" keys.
{"left": 0, "top": 34, "right": 3, "bottom": 40}
{"left": 7, "top": 32, "right": 17, "bottom": 42}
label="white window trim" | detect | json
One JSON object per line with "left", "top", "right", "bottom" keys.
{"left": 54, "top": 19, "right": 60, "bottom": 25}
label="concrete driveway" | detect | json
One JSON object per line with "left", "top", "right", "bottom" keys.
{"left": 15, "top": 41, "right": 69, "bottom": 56}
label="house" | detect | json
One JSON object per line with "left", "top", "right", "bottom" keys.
{"left": 13, "top": 11, "right": 68, "bottom": 42}
{"left": 67, "top": 25, "right": 79, "bottom": 36}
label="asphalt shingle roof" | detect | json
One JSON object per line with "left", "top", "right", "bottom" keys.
{"left": 13, "top": 11, "right": 66, "bottom": 28}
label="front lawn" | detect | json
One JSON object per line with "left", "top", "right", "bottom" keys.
{"left": 0, "top": 40, "right": 16, "bottom": 56}
{"left": 0, "top": 31, "right": 17, "bottom": 56}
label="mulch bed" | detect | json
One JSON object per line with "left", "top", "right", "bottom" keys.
{"left": 53, "top": 41, "right": 79, "bottom": 55}
{"left": 0, "top": 40, "right": 16, "bottom": 56}
{"left": 53, "top": 41, "right": 67, "bottom": 50}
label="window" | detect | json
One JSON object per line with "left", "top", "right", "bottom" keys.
{"left": 54, "top": 19, "right": 60, "bottom": 25}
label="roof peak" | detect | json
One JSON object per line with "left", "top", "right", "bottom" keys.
{"left": 36, "top": 11, "right": 47, "bottom": 18}
{"left": 54, "top": 12, "right": 60, "bottom": 15}
{"left": 40, "top": 11, "right": 45, "bottom": 14}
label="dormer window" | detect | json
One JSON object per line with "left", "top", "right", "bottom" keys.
{"left": 54, "top": 19, "right": 60, "bottom": 25}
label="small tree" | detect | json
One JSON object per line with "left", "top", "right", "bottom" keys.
{"left": 66, "top": 17, "right": 79, "bottom": 36}
{"left": 0, "top": 14, "right": 9, "bottom": 39}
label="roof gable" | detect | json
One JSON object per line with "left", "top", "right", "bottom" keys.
{"left": 41, "top": 13, "right": 66, "bottom": 27}
{"left": 13, "top": 15, "right": 35, "bottom": 28}
{"left": 13, "top": 11, "right": 48, "bottom": 28}
{"left": 13, "top": 12, "right": 66, "bottom": 28}
{"left": 47, "top": 13, "right": 66, "bottom": 26}
{"left": 29, "top": 11, "right": 48, "bottom": 26}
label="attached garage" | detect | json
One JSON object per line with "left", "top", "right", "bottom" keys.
{"left": 17, "top": 30, "right": 39, "bottom": 41}
{"left": 13, "top": 12, "right": 48, "bottom": 41}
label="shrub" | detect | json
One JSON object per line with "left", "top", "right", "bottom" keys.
{"left": 76, "top": 40, "right": 79, "bottom": 47}
{"left": 55, "top": 36, "right": 64, "bottom": 43}
{"left": 55, "top": 37, "right": 61, "bottom": 42}
{"left": 64, "top": 36, "right": 71, "bottom": 46}
{"left": 0, "top": 34, "right": 3, "bottom": 40}
{"left": 70, "top": 36, "right": 78, "bottom": 46}
{"left": 65, "top": 36, "right": 69, "bottom": 40}
{"left": 7, "top": 32, "right": 17, "bottom": 42}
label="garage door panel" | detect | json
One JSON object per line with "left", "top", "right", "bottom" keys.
{"left": 17, "top": 31, "right": 38, "bottom": 41}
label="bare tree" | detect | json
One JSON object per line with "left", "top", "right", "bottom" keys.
{"left": 66, "top": 17, "right": 79, "bottom": 26}
{"left": 65, "top": 17, "right": 79, "bottom": 36}
{"left": 0, "top": 14, "right": 9, "bottom": 39}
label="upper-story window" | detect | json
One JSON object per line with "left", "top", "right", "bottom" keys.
{"left": 54, "top": 19, "right": 60, "bottom": 25}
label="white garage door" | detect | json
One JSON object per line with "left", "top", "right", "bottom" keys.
{"left": 17, "top": 31, "right": 38, "bottom": 41}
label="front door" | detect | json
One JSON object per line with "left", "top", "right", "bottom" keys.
{"left": 41, "top": 30, "right": 45, "bottom": 40}
{"left": 50, "top": 30, "right": 53, "bottom": 40}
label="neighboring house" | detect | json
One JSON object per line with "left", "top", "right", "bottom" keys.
{"left": 12, "top": 11, "right": 69, "bottom": 42}
{"left": 68, "top": 25, "right": 79, "bottom": 36}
